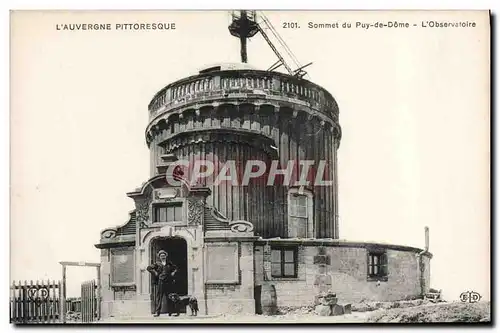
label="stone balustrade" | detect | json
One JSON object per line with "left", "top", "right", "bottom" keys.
{"left": 148, "top": 70, "right": 338, "bottom": 122}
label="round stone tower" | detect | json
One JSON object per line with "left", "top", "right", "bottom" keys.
{"left": 145, "top": 63, "right": 341, "bottom": 239}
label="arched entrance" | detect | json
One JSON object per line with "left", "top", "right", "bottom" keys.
{"left": 149, "top": 237, "right": 188, "bottom": 314}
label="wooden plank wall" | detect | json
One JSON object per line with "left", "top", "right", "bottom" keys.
{"left": 153, "top": 103, "right": 338, "bottom": 239}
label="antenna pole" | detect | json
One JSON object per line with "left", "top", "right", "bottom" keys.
{"left": 240, "top": 11, "right": 248, "bottom": 63}
{"left": 240, "top": 36, "right": 247, "bottom": 63}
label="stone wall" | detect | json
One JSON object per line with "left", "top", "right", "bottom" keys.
{"left": 99, "top": 249, "right": 112, "bottom": 318}
{"left": 422, "top": 255, "right": 431, "bottom": 294}
{"left": 254, "top": 244, "right": 312, "bottom": 307}
{"left": 205, "top": 240, "right": 255, "bottom": 315}
{"left": 254, "top": 242, "right": 432, "bottom": 308}
{"left": 99, "top": 248, "right": 138, "bottom": 318}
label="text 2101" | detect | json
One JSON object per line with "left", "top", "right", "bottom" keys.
{"left": 283, "top": 22, "right": 300, "bottom": 29}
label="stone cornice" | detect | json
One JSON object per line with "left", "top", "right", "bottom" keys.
{"left": 145, "top": 104, "right": 341, "bottom": 148}
{"left": 94, "top": 237, "right": 135, "bottom": 249}
{"left": 146, "top": 96, "right": 338, "bottom": 138}
{"left": 158, "top": 127, "right": 279, "bottom": 159}
{"left": 204, "top": 236, "right": 260, "bottom": 243}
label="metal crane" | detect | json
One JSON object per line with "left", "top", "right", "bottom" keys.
{"left": 228, "top": 10, "right": 312, "bottom": 79}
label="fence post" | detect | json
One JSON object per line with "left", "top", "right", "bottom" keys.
{"left": 92, "top": 280, "right": 96, "bottom": 322}
{"left": 50, "top": 280, "right": 53, "bottom": 323}
{"left": 96, "top": 266, "right": 101, "bottom": 321}
{"left": 29, "top": 280, "right": 34, "bottom": 322}
{"left": 82, "top": 281, "right": 85, "bottom": 323}
{"left": 61, "top": 265, "right": 67, "bottom": 323}
{"left": 35, "top": 280, "right": 39, "bottom": 324}
{"left": 53, "top": 283, "right": 56, "bottom": 323}
{"left": 80, "top": 285, "right": 82, "bottom": 323}
{"left": 18, "top": 280, "right": 23, "bottom": 323}
{"left": 58, "top": 280, "right": 63, "bottom": 323}
{"left": 22, "top": 280, "right": 28, "bottom": 324}
{"left": 83, "top": 282, "right": 86, "bottom": 323}
{"left": 10, "top": 281, "right": 14, "bottom": 323}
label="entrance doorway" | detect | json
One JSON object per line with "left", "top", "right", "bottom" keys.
{"left": 149, "top": 237, "right": 188, "bottom": 314}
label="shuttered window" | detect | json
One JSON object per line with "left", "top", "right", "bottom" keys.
{"left": 288, "top": 192, "right": 312, "bottom": 238}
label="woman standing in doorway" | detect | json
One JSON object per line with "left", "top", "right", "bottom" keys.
{"left": 147, "top": 250, "right": 178, "bottom": 317}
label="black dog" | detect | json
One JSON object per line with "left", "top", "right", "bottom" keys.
{"left": 168, "top": 293, "right": 199, "bottom": 316}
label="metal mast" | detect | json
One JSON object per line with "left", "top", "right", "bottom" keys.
{"left": 228, "top": 11, "right": 259, "bottom": 63}
{"left": 228, "top": 11, "right": 312, "bottom": 78}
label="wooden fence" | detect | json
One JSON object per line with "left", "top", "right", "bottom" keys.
{"left": 81, "top": 280, "right": 99, "bottom": 323}
{"left": 10, "top": 280, "right": 62, "bottom": 324}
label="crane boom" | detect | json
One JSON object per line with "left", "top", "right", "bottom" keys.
{"left": 256, "top": 24, "right": 294, "bottom": 76}
{"left": 258, "top": 13, "right": 301, "bottom": 70}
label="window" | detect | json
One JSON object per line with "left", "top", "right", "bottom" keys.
{"left": 271, "top": 247, "right": 298, "bottom": 278}
{"left": 288, "top": 189, "right": 313, "bottom": 238}
{"left": 367, "top": 251, "right": 388, "bottom": 281}
{"left": 153, "top": 202, "right": 183, "bottom": 222}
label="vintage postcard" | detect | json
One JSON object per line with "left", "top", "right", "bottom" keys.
{"left": 9, "top": 10, "right": 490, "bottom": 324}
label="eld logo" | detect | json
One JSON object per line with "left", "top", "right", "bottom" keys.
{"left": 28, "top": 287, "right": 49, "bottom": 301}
{"left": 459, "top": 291, "right": 482, "bottom": 303}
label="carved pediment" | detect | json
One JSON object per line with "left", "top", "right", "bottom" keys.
{"left": 203, "top": 205, "right": 254, "bottom": 234}
{"left": 102, "top": 229, "right": 117, "bottom": 239}
{"left": 126, "top": 174, "right": 190, "bottom": 229}
{"left": 99, "top": 210, "right": 137, "bottom": 240}
{"left": 127, "top": 174, "right": 187, "bottom": 199}
{"left": 96, "top": 211, "right": 137, "bottom": 248}
{"left": 229, "top": 220, "right": 254, "bottom": 233}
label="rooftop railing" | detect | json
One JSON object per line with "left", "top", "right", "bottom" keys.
{"left": 148, "top": 71, "right": 338, "bottom": 120}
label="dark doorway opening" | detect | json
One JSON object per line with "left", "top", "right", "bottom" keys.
{"left": 149, "top": 237, "right": 188, "bottom": 314}
{"left": 254, "top": 285, "right": 262, "bottom": 314}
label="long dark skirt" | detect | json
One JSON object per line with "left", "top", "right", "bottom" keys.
{"left": 154, "top": 282, "right": 175, "bottom": 315}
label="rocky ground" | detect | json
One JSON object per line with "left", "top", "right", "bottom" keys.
{"left": 366, "top": 301, "right": 491, "bottom": 323}
{"left": 97, "top": 300, "right": 491, "bottom": 324}
{"left": 65, "top": 311, "right": 81, "bottom": 323}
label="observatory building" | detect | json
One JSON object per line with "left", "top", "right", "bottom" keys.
{"left": 95, "top": 12, "right": 432, "bottom": 318}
